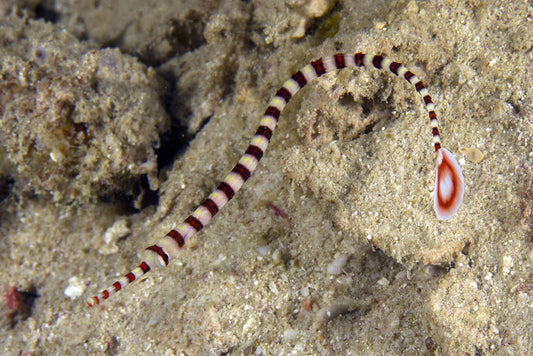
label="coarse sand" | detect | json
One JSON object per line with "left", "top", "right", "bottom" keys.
{"left": 1, "top": 0, "right": 532, "bottom": 354}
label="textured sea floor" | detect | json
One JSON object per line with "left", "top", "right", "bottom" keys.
{"left": 1, "top": 0, "right": 532, "bottom": 354}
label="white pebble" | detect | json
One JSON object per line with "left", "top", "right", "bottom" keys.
{"left": 256, "top": 245, "right": 271, "bottom": 256}
{"left": 64, "top": 277, "right": 86, "bottom": 299}
{"left": 327, "top": 254, "right": 348, "bottom": 275}
{"left": 377, "top": 277, "right": 390, "bottom": 286}
{"left": 502, "top": 256, "right": 513, "bottom": 274}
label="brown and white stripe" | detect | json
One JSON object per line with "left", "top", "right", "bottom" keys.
{"left": 86, "top": 53, "right": 463, "bottom": 307}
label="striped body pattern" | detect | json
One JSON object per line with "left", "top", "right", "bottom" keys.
{"left": 86, "top": 53, "right": 464, "bottom": 307}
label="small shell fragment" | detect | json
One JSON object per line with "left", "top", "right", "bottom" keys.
{"left": 316, "top": 300, "right": 354, "bottom": 323}
{"left": 327, "top": 254, "right": 348, "bottom": 275}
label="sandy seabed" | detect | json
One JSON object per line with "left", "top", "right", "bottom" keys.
{"left": 1, "top": 0, "right": 532, "bottom": 354}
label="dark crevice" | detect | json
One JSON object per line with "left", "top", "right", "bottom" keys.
{"left": 195, "top": 114, "right": 214, "bottom": 136}
{"left": 362, "top": 120, "right": 378, "bottom": 135}
{"left": 0, "top": 176, "right": 14, "bottom": 202}
{"left": 135, "top": 175, "right": 160, "bottom": 210}
{"left": 34, "top": 4, "right": 59, "bottom": 23}
{"left": 98, "top": 185, "right": 141, "bottom": 213}
{"left": 242, "top": 36, "right": 258, "bottom": 51}
{"left": 156, "top": 69, "right": 191, "bottom": 170}
{"left": 121, "top": 68, "right": 193, "bottom": 210}
{"left": 338, "top": 93, "right": 356, "bottom": 107}
{"left": 360, "top": 97, "right": 374, "bottom": 116}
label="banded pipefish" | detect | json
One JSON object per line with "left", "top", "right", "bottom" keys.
{"left": 86, "top": 52, "right": 465, "bottom": 307}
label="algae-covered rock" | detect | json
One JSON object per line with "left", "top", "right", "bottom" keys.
{"left": 0, "top": 15, "right": 169, "bottom": 202}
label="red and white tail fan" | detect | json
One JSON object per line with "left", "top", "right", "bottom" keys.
{"left": 434, "top": 148, "right": 464, "bottom": 220}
